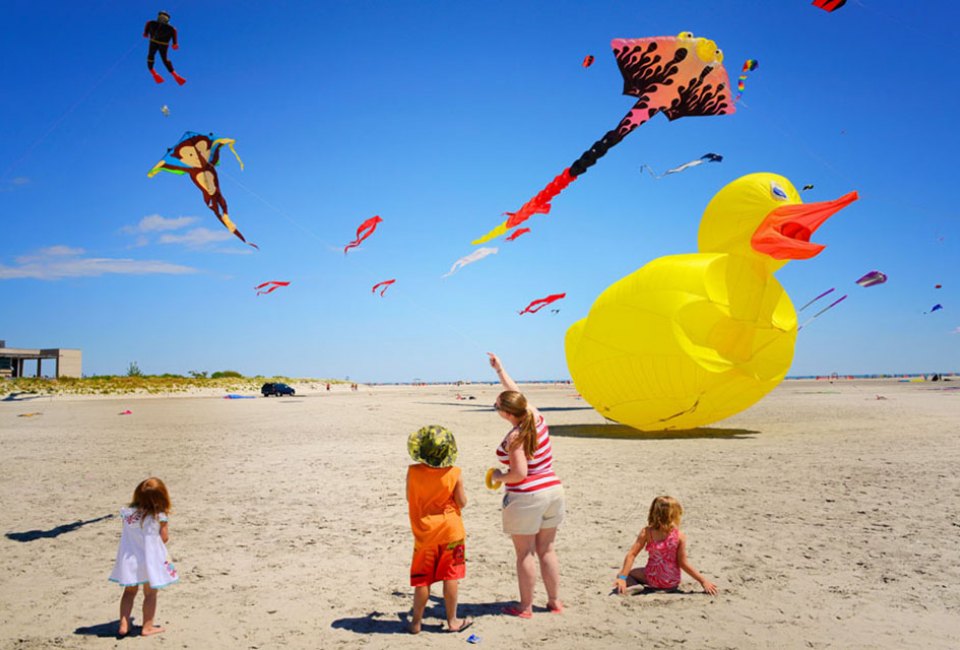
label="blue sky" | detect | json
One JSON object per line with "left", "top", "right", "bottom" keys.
{"left": 1, "top": 0, "right": 957, "bottom": 381}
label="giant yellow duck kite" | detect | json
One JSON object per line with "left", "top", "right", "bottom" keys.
{"left": 565, "top": 173, "right": 858, "bottom": 430}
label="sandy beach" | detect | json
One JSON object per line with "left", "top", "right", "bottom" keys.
{"left": 1, "top": 379, "right": 958, "bottom": 649}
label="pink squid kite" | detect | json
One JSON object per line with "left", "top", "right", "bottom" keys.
{"left": 344, "top": 216, "right": 383, "bottom": 254}
{"left": 255, "top": 280, "right": 290, "bottom": 295}
{"left": 372, "top": 279, "right": 395, "bottom": 297}
{"left": 519, "top": 293, "right": 566, "bottom": 315}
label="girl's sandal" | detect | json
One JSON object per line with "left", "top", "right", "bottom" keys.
{"left": 502, "top": 606, "right": 532, "bottom": 619}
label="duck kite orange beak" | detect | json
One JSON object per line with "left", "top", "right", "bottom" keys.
{"left": 751, "top": 191, "right": 858, "bottom": 260}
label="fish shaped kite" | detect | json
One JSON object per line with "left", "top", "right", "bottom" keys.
{"left": 472, "top": 32, "right": 734, "bottom": 245}
{"left": 344, "top": 216, "right": 383, "bottom": 254}
{"left": 372, "top": 279, "right": 395, "bottom": 296}
{"left": 442, "top": 247, "right": 498, "bottom": 277}
{"left": 736, "top": 59, "right": 758, "bottom": 101}
{"left": 255, "top": 280, "right": 290, "bottom": 296}
{"left": 582, "top": 55, "right": 595, "bottom": 68}
{"left": 642, "top": 152, "right": 722, "bottom": 179}
{"left": 855, "top": 271, "right": 887, "bottom": 288}
{"left": 148, "top": 132, "right": 256, "bottom": 248}
{"left": 506, "top": 228, "right": 531, "bottom": 242}
{"left": 519, "top": 293, "right": 566, "bottom": 315}
{"left": 812, "top": 0, "right": 847, "bottom": 11}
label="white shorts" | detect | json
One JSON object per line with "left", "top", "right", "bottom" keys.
{"left": 501, "top": 485, "right": 565, "bottom": 535}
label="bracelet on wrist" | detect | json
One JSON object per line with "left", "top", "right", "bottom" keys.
{"left": 617, "top": 574, "right": 628, "bottom": 580}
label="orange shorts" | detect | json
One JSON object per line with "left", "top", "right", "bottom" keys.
{"left": 410, "top": 539, "right": 466, "bottom": 586}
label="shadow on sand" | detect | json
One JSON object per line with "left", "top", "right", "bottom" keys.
{"left": 2, "top": 391, "right": 43, "bottom": 402}
{"left": 74, "top": 621, "right": 122, "bottom": 638}
{"left": 6, "top": 514, "right": 114, "bottom": 542}
{"left": 549, "top": 423, "right": 759, "bottom": 440}
{"left": 331, "top": 596, "right": 514, "bottom": 635}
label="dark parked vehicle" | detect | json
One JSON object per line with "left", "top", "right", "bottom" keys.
{"left": 261, "top": 382, "right": 295, "bottom": 397}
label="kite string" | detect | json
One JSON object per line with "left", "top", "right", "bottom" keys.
{"left": 220, "top": 170, "right": 336, "bottom": 248}
{"left": 1, "top": 39, "right": 141, "bottom": 182}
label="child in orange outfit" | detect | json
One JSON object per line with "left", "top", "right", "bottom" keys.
{"left": 406, "top": 425, "right": 473, "bottom": 634}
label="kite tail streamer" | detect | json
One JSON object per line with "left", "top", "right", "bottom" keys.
{"left": 471, "top": 169, "right": 575, "bottom": 245}
{"left": 798, "top": 287, "right": 836, "bottom": 312}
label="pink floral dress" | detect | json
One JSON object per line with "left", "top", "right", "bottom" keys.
{"left": 644, "top": 527, "right": 681, "bottom": 589}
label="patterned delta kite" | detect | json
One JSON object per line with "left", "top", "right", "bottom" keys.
{"left": 519, "top": 293, "right": 566, "bottom": 315}
{"left": 255, "top": 280, "right": 290, "bottom": 296}
{"left": 812, "top": 0, "right": 847, "bottom": 12}
{"left": 472, "top": 32, "right": 734, "bottom": 245}
{"left": 735, "top": 59, "right": 758, "bottom": 101}
{"left": 855, "top": 271, "right": 887, "bottom": 288}
{"left": 642, "top": 153, "right": 722, "bottom": 179}
{"left": 442, "top": 247, "right": 498, "bottom": 277}
{"left": 148, "top": 132, "right": 256, "bottom": 248}
{"left": 505, "top": 228, "right": 531, "bottom": 242}
{"left": 372, "top": 279, "right": 395, "bottom": 297}
{"left": 344, "top": 216, "right": 383, "bottom": 254}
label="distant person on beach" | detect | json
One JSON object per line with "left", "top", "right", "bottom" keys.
{"left": 109, "top": 477, "right": 179, "bottom": 637}
{"left": 614, "top": 496, "right": 717, "bottom": 595}
{"left": 406, "top": 425, "right": 473, "bottom": 634}
{"left": 487, "top": 352, "right": 565, "bottom": 618}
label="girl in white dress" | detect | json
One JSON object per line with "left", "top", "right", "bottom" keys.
{"left": 108, "top": 477, "right": 178, "bottom": 637}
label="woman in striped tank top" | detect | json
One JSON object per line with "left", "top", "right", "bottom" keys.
{"left": 487, "top": 353, "right": 565, "bottom": 619}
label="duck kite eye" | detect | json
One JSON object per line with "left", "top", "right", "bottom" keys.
{"left": 770, "top": 182, "right": 789, "bottom": 201}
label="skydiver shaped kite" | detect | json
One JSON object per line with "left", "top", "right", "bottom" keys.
{"left": 143, "top": 11, "right": 186, "bottom": 85}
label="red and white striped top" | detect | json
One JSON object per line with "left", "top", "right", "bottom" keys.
{"left": 496, "top": 415, "right": 562, "bottom": 494}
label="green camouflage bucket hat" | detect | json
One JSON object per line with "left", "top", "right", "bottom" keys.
{"left": 407, "top": 425, "right": 458, "bottom": 468}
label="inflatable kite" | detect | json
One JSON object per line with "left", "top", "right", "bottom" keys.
{"left": 582, "top": 55, "right": 595, "bottom": 68}
{"left": 143, "top": 11, "right": 186, "bottom": 85}
{"left": 520, "top": 293, "right": 566, "bottom": 315}
{"left": 928, "top": 304, "right": 944, "bottom": 314}
{"left": 255, "top": 281, "right": 290, "bottom": 296}
{"left": 148, "top": 132, "right": 256, "bottom": 249}
{"left": 344, "top": 216, "right": 382, "bottom": 254}
{"left": 472, "top": 32, "right": 734, "bottom": 245}
{"left": 642, "top": 153, "right": 722, "bottom": 179}
{"left": 855, "top": 271, "right": 887, "bottom": 288}
{"left": 161, "top": 105, "right": 170, "bottom": 117}
{"left": 566, "top": 173, "right": 858, "bottom": 430}
{"left": 372, "top": 279, "right": 395, "bottom": 296}
{"left": 442, "top": 247, "right": 498, "bottom": 277}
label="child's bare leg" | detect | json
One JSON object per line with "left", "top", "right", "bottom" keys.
{"left": 627, "top": 567, "right": 648, "bottom": 588}
{"left": 409, "top": 585, "right": 430, "bottom": 634}
{"left": 140, "top": 585, "right": 165, "bottom": 636}
{"left": 442, "top": 580, "right": 472, "bottom": 631}
{"left": 118, "top": 586, "right": 138, "bottom": 636}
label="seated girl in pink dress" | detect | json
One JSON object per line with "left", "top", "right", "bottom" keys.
{"left": 614, "top": 496, "right": 718, "bottom": 595}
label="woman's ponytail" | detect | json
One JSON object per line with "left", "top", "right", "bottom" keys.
{"left": 500, "top": 390, "right": 540, "bottom": 458}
